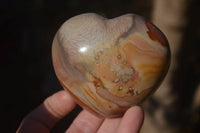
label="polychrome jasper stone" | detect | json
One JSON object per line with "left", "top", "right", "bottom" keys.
{"left": 52, "top": 13, "right": 170, "bottom": 118}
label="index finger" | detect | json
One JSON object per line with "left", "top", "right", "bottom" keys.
{"left": 117, "top": 106, "right": 144, "bottom": 133}
{"left": 17, "top": 90, "right": 76, "bottom": 133}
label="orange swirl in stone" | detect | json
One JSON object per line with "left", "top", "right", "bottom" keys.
{"left": 52, "top": 13, "right": 170, "bottom": 118}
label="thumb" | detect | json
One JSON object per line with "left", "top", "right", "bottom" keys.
{"left": 17, "top": 90, "right": 76, "bottom": 133}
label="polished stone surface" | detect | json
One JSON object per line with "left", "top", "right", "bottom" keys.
{"left": 52, "top": 13, "right": 170, "bottom": 118}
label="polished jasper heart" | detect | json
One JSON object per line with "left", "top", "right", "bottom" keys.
{"left": 52, "top": 13, "right": 170, "bottom": 118}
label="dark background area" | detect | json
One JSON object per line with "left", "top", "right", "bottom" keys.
{"left": 1, "top": 0, "right": 200, "bottom": 133}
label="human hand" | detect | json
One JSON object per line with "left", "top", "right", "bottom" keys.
{"left": 17, "top": 90, "right": 144, "bottom": 133}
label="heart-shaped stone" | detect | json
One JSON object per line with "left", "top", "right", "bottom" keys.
{"left": 52, "top": 13, "right": 170, "bottom": 118}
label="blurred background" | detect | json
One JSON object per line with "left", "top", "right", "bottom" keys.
{"left": 1, "top": 0, "right": 200, "bottom": 132}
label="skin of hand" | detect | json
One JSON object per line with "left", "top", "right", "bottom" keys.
{"left": 17, "top": 90, "right": 144, "bottom": 133}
